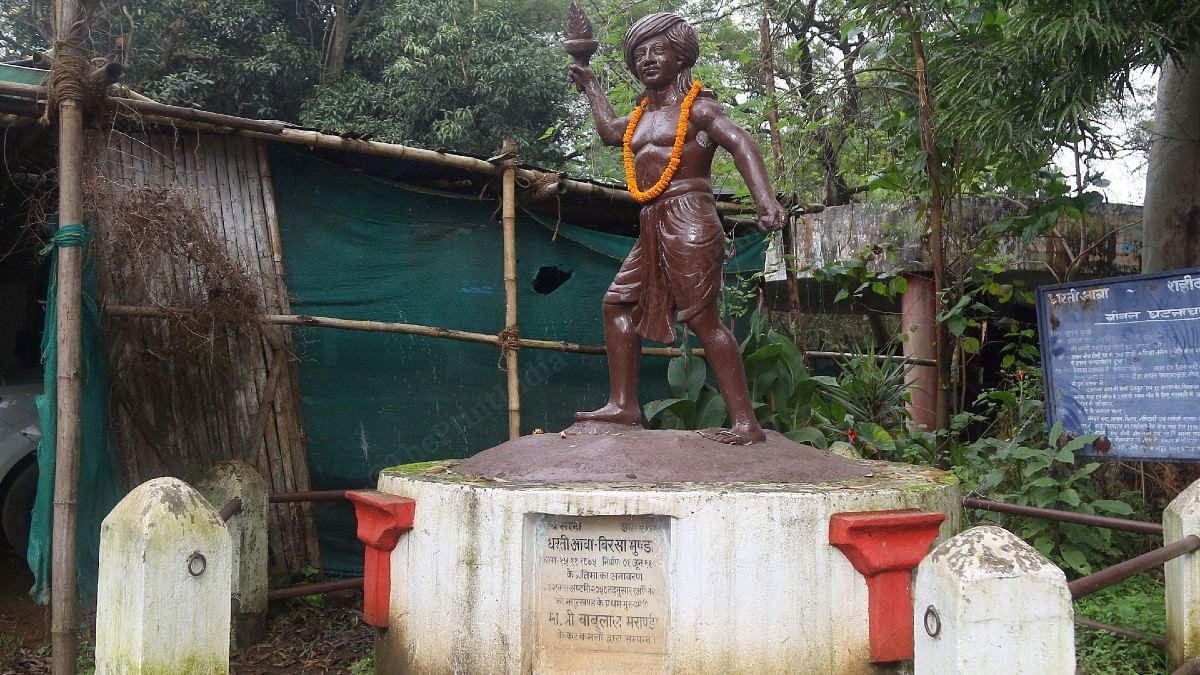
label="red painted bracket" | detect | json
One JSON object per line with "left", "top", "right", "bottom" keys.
{"left": 346, "top": 490, "right": 416, "bottom": 628}
{"left": 829, "top": 509, "right": 945, "bottom": 663}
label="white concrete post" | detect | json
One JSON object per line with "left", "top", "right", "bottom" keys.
{"left": 1166, "top": 478, "right": 1200, "bottom": 667}
{"left": 95, "top": 477, "right": 232, "bottom": 675}
{"left": 913, "top": 525, "right": 1074, "bottom": 675}
{"left": 198, "top": 460, "right": 269, "bottom": 648}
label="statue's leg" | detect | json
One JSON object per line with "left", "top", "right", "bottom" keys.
{"left": 574, "top": 301, "right": 642, "bottom": 426}
{"left": 686, "top": 304, "right": 766, "bottom": 444}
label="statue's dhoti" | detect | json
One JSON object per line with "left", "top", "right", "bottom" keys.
{"left": 604, "top": 191, "right": 725, "bottom": 344}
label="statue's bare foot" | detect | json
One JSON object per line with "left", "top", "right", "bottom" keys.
{"left": 698, "top": 423, "right": 766, "bottom": 445}
{"left": 575, "top": 403, "right": 642, "bottom": 427}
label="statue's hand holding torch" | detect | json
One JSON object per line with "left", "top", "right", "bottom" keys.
{"left": 564, "top": 2, "right": 599, "bottom": 92}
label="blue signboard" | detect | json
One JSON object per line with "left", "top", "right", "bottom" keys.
{"left": 1038, "top": 268, "right": 1200, "bottom": 462}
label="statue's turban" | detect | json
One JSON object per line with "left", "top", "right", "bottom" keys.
{"left": 623, "top": 13, "right": 699, "bottom": 75}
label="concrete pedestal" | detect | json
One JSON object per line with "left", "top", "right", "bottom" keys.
{"left": 375, "top": 448, "right": 960, "bottom": 675}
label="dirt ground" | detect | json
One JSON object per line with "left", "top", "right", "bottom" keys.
{"left": 0, "top": 549, "right": 51, "bottom": 674}
{"left": 0, "top": 550, "right": 372, "bottom": 674}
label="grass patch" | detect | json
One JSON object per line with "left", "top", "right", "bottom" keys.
{"left": 1075, "top": 574, "right": 1168, "bottom": 674}
{"left": 385, "top": 460, "right": 453, "bottom": 475}
{"left": 350, "top": 655, "right": 375, "bottom": 674}
{"left": 0, "top": 633, "right": 20, "bottom": 655}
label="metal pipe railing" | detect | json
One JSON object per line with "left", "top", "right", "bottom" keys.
{"left": 269, "top": 490, "right": 349, "bottom": 503}
{"left": 263, "top": 491, "right": 364, "bottom": 602}
{"left": 218, "top": 497, "right": 242, "bottom": 522}
{"left": 1075, "top": 617, "right": 1167, "bottom": 648}
{"left": 1069, "top": 535, "right": 1200, "bottom": 600}
{"left": 267, "top": 578, "right": 364, "bottom": 602}
{"left": 1173, "top": 658, "right": 1200, "bottom": 675}
{"left": 963, "top": 497, "right": 1163, "bottom": 536}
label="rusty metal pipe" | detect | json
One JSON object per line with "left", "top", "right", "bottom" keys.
{"left": 269, "top": 490, "right": 349, "bottom": 503}
{"left": 963, "top": 497, "right": 1163, "bottom": 535}
{"left": 89, "top": 62, "right": 123, "bottom": 87}
{"left": 1173, "top": 658, "right": 1200, "bottom": 675}
{"left": 218, "top": 496, "right": 242, "bottom": 522}
{"left": 1069, "top": 535, "right": 1200, "bottom": 600}
{"left": 1075, "top": 617, "right": 1166, "bottom": 648}
{"left": 267, "top": 578, "right": 364, "bottom": 602}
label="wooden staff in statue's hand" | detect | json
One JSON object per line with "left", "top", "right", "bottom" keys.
{"left": 564, "top": 8, "right": 788, "bottom": 445}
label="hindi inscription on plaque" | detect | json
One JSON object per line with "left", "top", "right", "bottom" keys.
{"left": 533, "top": 515, "right": 669, "bottom": 666}
{"left": 1039, "top": 268, "right": 1200, "bottom": 461}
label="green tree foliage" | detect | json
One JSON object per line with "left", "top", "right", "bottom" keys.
{"left": 112, "top": 0, "right": 318, "bottom": 120}
{"left": 0, "top": 0, "right": 321, "bottom": 119}
{"left": 0, "top": 0, "right": 573, "bottom": 160}
{"left": 299, "top": 0, "right": 571, "bottom": 160}
{"left": 837, "top": 0, "right": 1200, "bottom": 206}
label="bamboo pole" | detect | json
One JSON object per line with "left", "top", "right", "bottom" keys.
{"left": 51, "top": 99, "right": 83, "bottom": 675}
{"left": 0, "top": 79, "right": 286, "bottom": 134}
{"left": 255, "top": 140, "right": 291, "bottom": 311}
{"left": 108, "top": 92, "right": 289, "bottom": 134}
{"left": 101, "top": 304, "right": 937, "bottom": 366}
{"left": 500, "top": 145, "right": 521, "bottom": 439}
{"left": 0, "top": 78, "right": 752, "bottom": 215}
{"left": 51, "top": 0, "right": 86, "bottom": 671}
{"left": 245, "top": 348, "right": 287, "bottom": 468}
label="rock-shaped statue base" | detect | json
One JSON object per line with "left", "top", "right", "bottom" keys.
{"left": 455, "top": 422, "right": 867, "bottom": 483}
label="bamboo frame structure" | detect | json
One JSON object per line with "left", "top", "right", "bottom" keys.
{"left": 0, "top": 78, "right": 751, "bottom": 214}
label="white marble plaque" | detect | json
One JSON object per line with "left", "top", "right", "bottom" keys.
{"left": 534, "top": 515, "right": 669, "bottom": 661}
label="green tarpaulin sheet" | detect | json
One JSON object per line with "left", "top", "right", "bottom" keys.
{"left": 28, "top": 221, "right": 123, "bottom": 604}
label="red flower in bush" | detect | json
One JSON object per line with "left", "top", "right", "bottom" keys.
{"left": 847, "top": 429, "right": 859, "bottom": 443}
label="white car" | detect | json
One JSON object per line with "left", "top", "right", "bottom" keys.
{"left": 0, "top": 381, "right": 39, "bottom": 554}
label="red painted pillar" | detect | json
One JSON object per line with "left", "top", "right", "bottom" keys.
{"left": 829, "top": 509, "right": 946, "bottom": 663}
{"left": 346, "top": 490, "right": 416, "bottom": 628}
{"left": 900, "top": 273, "right": 937, "bottom": 431}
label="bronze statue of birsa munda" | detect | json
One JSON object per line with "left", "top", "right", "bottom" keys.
{"left": 566, "top": 8, "right": 788, "bottom": 445}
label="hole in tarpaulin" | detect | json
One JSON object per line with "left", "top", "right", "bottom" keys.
{"left": 533, "top": 265, "right": 572, "bottom": 295}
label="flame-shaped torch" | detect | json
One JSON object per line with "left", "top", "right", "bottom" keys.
{"left": 564, "top": 1, "right": 599, "bottom": 90}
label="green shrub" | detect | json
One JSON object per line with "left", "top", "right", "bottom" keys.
{"left": 644, "top": 312, "right": 924, "bottom": 455}
{"left": 642, "top": 348, "right": 729, "bottom": 432}
{"left": 951, "top": 374, "right": 1141, "bottom": 574}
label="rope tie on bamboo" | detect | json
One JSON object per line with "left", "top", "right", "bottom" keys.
{"left": 532, "top": 172, "right": 565, "bottom": 240}
{"left": 39, "top": 38, "right": 92, "bottom": 126}
{"left": 497, "top": 325, "right": 521, "bottom": 369}
{"left": 40, "top": 223, "right": 89, "bottom": 256}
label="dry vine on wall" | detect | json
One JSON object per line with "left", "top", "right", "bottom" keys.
{"left": 84, "top": 133, "right": 271, "bottom": 481}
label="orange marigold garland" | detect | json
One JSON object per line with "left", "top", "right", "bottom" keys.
{"left": 623, "top": 80, "right": 703, "bottom": 203}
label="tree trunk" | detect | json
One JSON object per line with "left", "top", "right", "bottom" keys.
{"left": 760, "top": 12, "right": 806, "bottom": 340}
{"left": 908, "top": 13, "right": 950, "bottom": 437}
{"left": 1143, "top": 50, "right": 1200, "bottom": 273}
{"left": 320, "top": 0, "right": 370, "bottom": 84}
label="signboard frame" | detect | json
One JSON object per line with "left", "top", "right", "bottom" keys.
{"left": 1037, "top": 267, "right": 1200, "bottom": 462}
